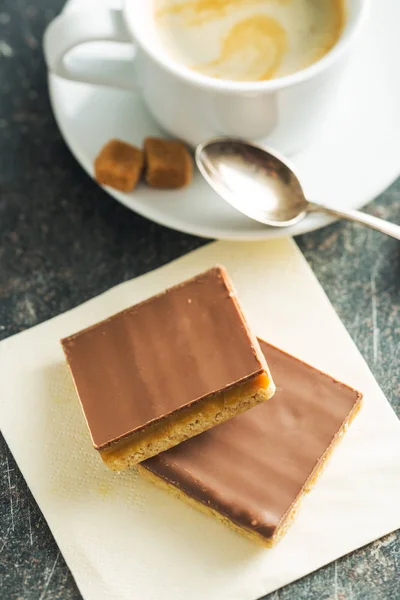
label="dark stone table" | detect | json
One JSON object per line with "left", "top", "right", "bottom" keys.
{"left": 0, "top": 2, "right": 399, "bottom": 599}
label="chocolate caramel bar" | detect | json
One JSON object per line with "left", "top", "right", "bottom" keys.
{"left": 61, "top": 267, "right": 275, "bottom": 469}
{"left": 139, "top": 340, "right": 362, "bottom": 546}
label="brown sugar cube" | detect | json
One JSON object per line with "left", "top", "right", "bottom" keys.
{"left": 144, "top": 137, "right": 193, "bottom": 188}
{"left": 94, "top": 139, "right": 143, "bottom": 193}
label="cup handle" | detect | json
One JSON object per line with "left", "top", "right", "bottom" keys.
{"left": 43, "top": 6, "right": 136, "bottom": 90}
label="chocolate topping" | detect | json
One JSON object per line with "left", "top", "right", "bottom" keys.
{"left": 143, "top": 341, "right": 362, "bottom": 539}
{"left": 61, "top": 266, "right": 267, "bottom": 449}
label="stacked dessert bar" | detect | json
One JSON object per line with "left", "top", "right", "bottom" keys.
{"left": 62, "top": 266, "right": 362, "bottom": 546}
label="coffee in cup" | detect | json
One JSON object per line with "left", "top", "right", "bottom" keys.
{"left": 155, "top": 0, "right": 346, "bottom": 81}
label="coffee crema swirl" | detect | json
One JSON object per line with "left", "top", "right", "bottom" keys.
{"left": 155, "top": 0, "right": 346, "bottom": 82}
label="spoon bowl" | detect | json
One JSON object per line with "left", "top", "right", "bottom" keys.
{"left": 196, "top": 139, "right": 308, "bottom": 227}
{"left": 195, "top": 137, "right": 400, "bottom": 240}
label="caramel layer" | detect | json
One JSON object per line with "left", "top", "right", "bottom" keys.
{"left": 101, "top": 373, "right": 272, "bottom": 469}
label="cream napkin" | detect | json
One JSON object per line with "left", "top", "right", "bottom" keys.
{"left": 1, "top": 238, "right": 400, "bottom": 600}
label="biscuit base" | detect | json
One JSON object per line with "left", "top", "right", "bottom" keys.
{"left": 138, "top": 396, "right": 362, "bottom": 546}
{"left": 99, "top": 373, "right": 274, "bottom": 470}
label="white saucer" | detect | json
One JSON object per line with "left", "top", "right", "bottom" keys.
{"left": 48, "top": 0, "right": 400, "bottom": 241}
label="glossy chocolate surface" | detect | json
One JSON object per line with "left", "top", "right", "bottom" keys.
{"left": 143, "top": 341, "right": 362, "bottom": 539}
{"left": 61, "top": 266, "right": 266, "bottom": 449}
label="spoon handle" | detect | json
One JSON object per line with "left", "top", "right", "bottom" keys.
{"left": 309, "top": 202, "right": 400, "bottom": 241}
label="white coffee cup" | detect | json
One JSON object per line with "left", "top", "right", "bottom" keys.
{"left": 44, "top": 0, "right": 370, "bottom": 155}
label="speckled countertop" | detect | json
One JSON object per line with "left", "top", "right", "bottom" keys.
{"left": 0, "top": 2, "right": 399, "bottom": 599}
